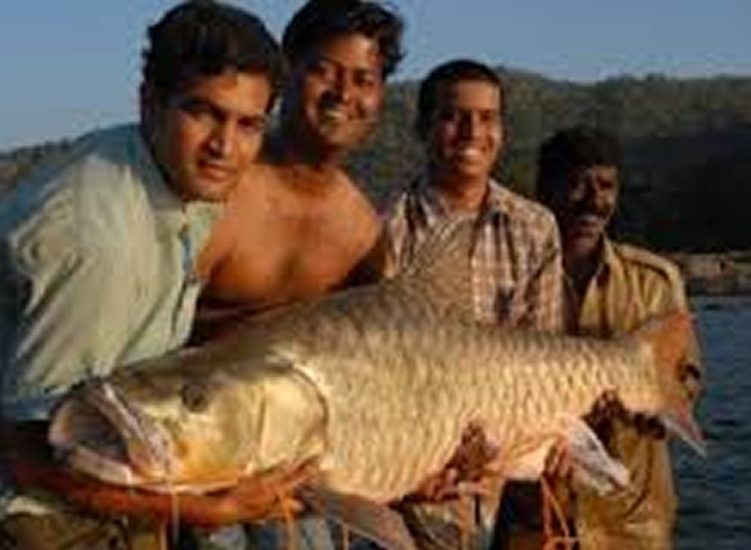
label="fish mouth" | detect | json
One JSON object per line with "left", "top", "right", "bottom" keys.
{"left": 49, "top": 382, "right": 173, "bottom": 488}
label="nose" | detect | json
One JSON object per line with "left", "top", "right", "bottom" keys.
{"left": 329, "top": 70, "right": 353, "bottom": 103}
{"left": 457, "top": 113, "right": 480, "bottom": 140}
{"left": 206, "top": 121, "right": 234, "bottom": 158}
{"left": 581, "top": 181, "right": 611, "bottom": 212}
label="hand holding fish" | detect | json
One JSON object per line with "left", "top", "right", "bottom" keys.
{"left": 39, "top": 220, "right": 705, "bottom": 548}
{"left": 586, "top": 390, "right": 668, "bottom": 440}
{"left": 408, "top": 423, "right": 499, "bottom": 502}
{"left": 1, "top": 422, "right": 314, "bottom": 529}
{"left": 410, "top": 428, "right": 575, "bottom": 503}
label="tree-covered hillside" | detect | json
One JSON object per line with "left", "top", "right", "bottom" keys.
{"left": 3, "top": 68, "right": 750, "bottom": 252}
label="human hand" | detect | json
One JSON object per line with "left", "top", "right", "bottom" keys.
{"left": 585, "top": 390, "right": 666, "bottom": 440}
{"left": 409, "top": 423, "right": 499, "bottom": 502}
{"left": 5, "top": 420, "right": 316, "bottom": 530}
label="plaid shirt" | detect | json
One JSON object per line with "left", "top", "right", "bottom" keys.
{"left": 383, "top": 177, "right": 564, "bottom": 332}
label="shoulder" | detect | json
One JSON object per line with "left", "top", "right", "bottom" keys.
{"left": 379, "top": 183, "right": 420, "bottom": 247}
{"left": 15, "top": 125, "right": 146, "bottom": 213}
{"left": 612, "top": 241, "right": 686, "bottom": 291}
{"left": 2, "top": 126, "right": 148, "bottom": 264}
{"left": 494, "top": 185, "right": 559, "bottom": 244}
{"left": 66, "top": 125, "right": 147, "bottom": 202}
{"left": 497, "top": 185, "right": 556, "bottom": 226}
{"left": 340, "top": 172, "right": 379, "bottom": 221}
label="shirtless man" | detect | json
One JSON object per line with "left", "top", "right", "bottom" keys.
{"left": 194, "top": 0, "right": 404, "bottom": 341}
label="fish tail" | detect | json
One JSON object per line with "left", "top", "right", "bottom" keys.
{"left": 636, "top": 311, "right": 706, "bottom": 456}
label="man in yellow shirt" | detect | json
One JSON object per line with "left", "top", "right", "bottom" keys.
{"left": 536, "top": 126, "right": 703, "bottom": 549}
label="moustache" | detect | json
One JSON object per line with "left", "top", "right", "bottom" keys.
{"left": 571, "top": 201, "right": 612, "bottom": 220}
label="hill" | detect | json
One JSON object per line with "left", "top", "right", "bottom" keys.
{"left": 3, "top": 67, "right": 751, "bottom": 252}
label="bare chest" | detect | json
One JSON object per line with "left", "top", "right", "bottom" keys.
{"left": 205, "top": 209, "right": 370, "bottom": 309}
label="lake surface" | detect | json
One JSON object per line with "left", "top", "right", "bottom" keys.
{"left": 675, "top": 296, "right": 751, "bottom": 549}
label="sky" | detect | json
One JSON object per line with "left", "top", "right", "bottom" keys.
{"left": 0, "top": 0, "right": 749, "bottom": 150}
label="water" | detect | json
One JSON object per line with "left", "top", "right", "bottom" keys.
{"left": 675, "top": 296, "right": 751, "bottom": 550}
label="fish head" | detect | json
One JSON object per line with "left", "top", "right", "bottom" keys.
{"left": 626, "top": 312, "right": 707, "bottom": 457}
{"left": 49, "top": 351, "right": 328, "bottom": 492}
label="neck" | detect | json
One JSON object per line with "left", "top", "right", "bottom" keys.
{"left": 563, "top": 237, "right": 604, "bottom": 293}
{"left": 264, "top": 133, "right": 349, "bottom": 197}
{"left": 429, "top": 171, "right": 488, "bottom": 213}
{"left": 139, "top": 123, "right": 188, "bottom": 203}
{"left": 268, "top": 130, "right": 342, "bottom": 176}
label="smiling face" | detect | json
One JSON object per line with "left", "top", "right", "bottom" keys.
{"left": 283, "top": 32, "right": 385, "bottom": 157}
{"left": 143, "top": 70, "right": 272, "bottom": 203}
{"left": 424, "top": 79, "right": 504, "bottom": 188}
{"left": 552, "top": 164, "right": 620, "bottom": 256}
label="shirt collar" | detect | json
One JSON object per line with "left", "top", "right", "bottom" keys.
{"left": 131, "top": 126, "right": 183, "bottom": 214}
{"left": 131, "top": 125, "right": 222, "bottom": 229}
{"left": 563, "top": 235, "right": 615, "bottom": 293}
{"left": 414, "top": 175, "right": 508, "bottom": 220}
{"left": 597, "top": 236, "right": 618, "bottom": 285}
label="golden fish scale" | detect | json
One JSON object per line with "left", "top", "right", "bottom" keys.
{"left": 250, "top": 282, "right": 659, "bottom": 503}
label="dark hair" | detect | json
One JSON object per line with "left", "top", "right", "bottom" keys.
{"left": 537, "top": 126, "right": 622, "bottom": 205}
{"left": 282, "top": 0, "right": 404, "bottom": 79}
{"left": 142, "top": 0, "right": 284, "bottom": 108}
{"left": 415, "top": 59, "right": 504, "bottom": 139}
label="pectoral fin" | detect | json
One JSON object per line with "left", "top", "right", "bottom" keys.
{"left": 563, "top": 417, "right": 630, "bottom": 495}
{"left": 504, "top": 417, "right": 629, "bottom": 496}
{"left": 297, "top": 485, "right": 416, "bottom": 550}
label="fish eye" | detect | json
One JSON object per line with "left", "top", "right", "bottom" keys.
{"left": 181, "top": 381, "right": 211, "bottom": 413}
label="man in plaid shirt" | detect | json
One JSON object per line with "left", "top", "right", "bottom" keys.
{"left": 382, "top": 58, "right": 564, "bottom": 548}
{"left": 383, "top": 59, "right": 563, "bottom": 332}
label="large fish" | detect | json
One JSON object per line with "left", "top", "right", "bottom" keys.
{"left": 48, "top": 219, "right": 703, "bottom": 544}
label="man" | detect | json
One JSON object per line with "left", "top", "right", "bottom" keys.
{"left": 536, "top": 126, "right": 703, "bottom": 549}
{"left": 189, "top": 1, "right": 404, "bottom": 547}
{"left": 383, "top": 59, "right": 562, "bottom": 330}
{"left": 0, "top": 2, "right": 283, "bottom": 547}
{"left": 193, "top": 0, "right": 404, "bottom": 342}
{"left": 382, "top": 58, "right": 564, "bottom": 548}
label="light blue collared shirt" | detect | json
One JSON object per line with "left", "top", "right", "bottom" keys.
{"left": 0, "top": 124, "right": 221, "bottom": 421}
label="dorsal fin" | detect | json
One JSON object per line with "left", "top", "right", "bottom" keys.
{"left": 392, "top": 215, "right": 477, "bottom": 319}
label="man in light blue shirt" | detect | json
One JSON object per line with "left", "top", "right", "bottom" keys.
{"left": 0, "top": 1, "right": 283, "bottom": 547}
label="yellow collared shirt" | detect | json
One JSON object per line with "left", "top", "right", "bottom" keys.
{"left": 567, "top": 238, "right": 702, "bottom": 550}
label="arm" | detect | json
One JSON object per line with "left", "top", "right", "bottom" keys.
{"left": 2, "top": 223, "right": 136, "bottom": 420}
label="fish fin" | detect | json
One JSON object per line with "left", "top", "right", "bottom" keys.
{"left": 399, "top": 495, "right": 477, "bottom": 550}
{"left": 297, "top": 485, "right": 416, "bottom": 550}
{"left": 393, "top": 216, "right": 477, "bottom": 319}
{"left": 632, "top": 311, "right": 707, "bottom": 456}
{"left": 504, "top": 418, "right": 629, "bottom": 496}
{"left": 561, "top": 417, "right": 630, "bottom": 495}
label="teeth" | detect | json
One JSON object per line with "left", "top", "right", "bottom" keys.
{"left": 456, "top": 147, "right": 482, "bottom": 160}
{"left": 576, "top": 215, "right": 601, "bottom": 225}
{"left": 321, "top": 110, "right": 347, "bottom": 122}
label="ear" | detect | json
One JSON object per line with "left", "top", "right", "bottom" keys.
{"left": 139, "top": 82, "right": 159, "bottom": 137}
